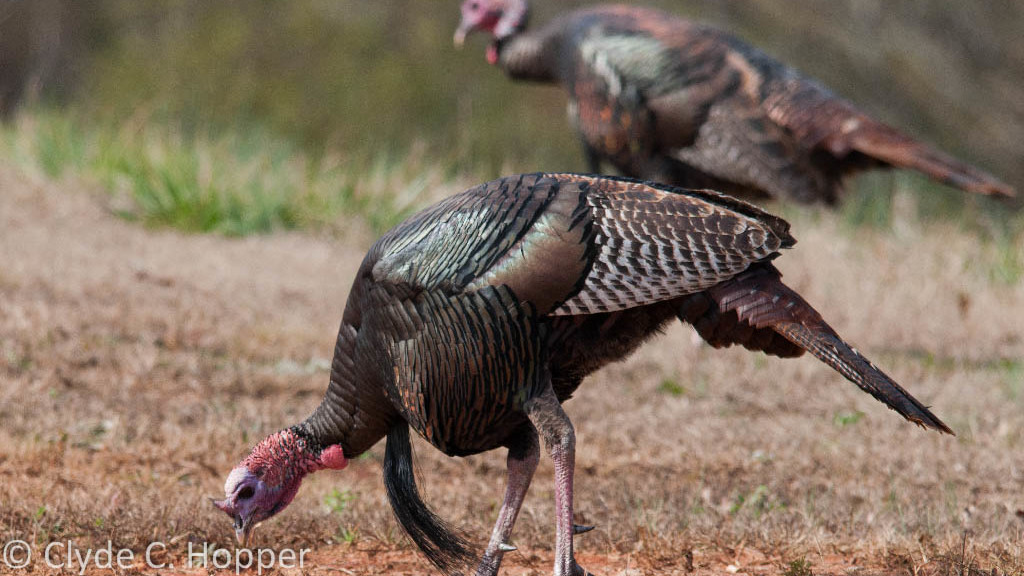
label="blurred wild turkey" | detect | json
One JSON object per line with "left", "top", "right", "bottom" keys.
{"left": 215, "top": 173, "right": 952, "bottom": 576}
{"left": 454, "top": 2, "right": 1015, "bottom": 205}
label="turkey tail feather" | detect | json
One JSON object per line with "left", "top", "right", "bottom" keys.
{"left": 838, "top": 120, "right": 1015, "bottom": 198}
{"left": 708, "top": 264, "right": 954, "bottom": 435}
{"left": 768, "top": 81, "right": 1015, "bottom": 198}
{"left": 383, "top": 423, "right": 478, "bottom": 574}
{"left": 771, "top": 322, "right": 953, "bottom": 434}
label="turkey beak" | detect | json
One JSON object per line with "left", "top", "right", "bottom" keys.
{"left": 234, "top": 514, "right": 254, "bottom": 548}
{"left": 211, "top": 496, "right": 231, "bottom": 514}
{"left": 212, "top": 497, "right": 253, "bottom": 547}
{"left": 454, "top": 22, "right": 471, "bottom": 48}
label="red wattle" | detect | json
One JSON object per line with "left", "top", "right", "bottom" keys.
{"left": 319, "top": 444, "right": 348, "bottom": 470}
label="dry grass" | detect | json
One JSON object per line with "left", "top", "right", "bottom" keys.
{"left": 1, "top": 164, "right": 1023, "bottom": 575}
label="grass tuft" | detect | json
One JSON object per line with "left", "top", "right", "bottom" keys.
{"left": 783, "top": 558, "right": 813, "bottom": 576}
{"left": 840, "top": 171, "right": 896, "bottom": 230}
{"left": 658, "top": 377, "right": 686, "bottom": 397}
{"left": 832, "top": 409, "right": 865, "bottom": 428}
{"left": 729, "top": 485, "right": 783, "bottom": 518}
{"left": 324, "top": 489, "right": 358, "bottom": 514}
{"left": 2, "top": 110, "right": 460, "bottom": 236}
{"left": 987, "top": 231, "right": 1024, "bottom": 285}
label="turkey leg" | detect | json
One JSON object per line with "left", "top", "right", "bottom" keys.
{"left": 476, "top": 427, "right": 540, "bottom": 576}
{"left": 525, "top": 386, "right": 594, "bottom": 576}
{"left": 582, "top": 141, "right": 603, "bottom": 174}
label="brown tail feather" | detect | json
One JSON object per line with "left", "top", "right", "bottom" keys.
{"left": 707, "top": 264, "right": 954, "bottom": 435}
{"left": 836, "top": 120, "right": 1015, "bottom": 198}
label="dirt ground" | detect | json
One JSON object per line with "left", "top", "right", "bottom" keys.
{"left": 1, "top": 163, "right": 1023, "bottom": 575}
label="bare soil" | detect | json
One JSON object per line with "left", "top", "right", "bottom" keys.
{"left": 1, "top": 164, "right": 1022, "bottom": 575}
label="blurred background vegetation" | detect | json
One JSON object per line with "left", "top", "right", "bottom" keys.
{"left": 1, "top": 0, "right": 1021, "bottom": 236}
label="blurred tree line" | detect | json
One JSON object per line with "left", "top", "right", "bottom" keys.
{"left": 1, "top": 0, "right": 1021, "bottom": 188}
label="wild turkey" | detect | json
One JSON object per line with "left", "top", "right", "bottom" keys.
{"left": 214, "top": 173, "right": 952, "bottom": 576}
{"left": 454, "top": 1, "right": 1015, "bottom": 205}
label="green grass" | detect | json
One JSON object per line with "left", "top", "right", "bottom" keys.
{"left": 1, "top": 111, "right": 452, "bottom": 236}
{"left": 323, "top": 488, "right": 358, "bottom": 514}
{"left": 840, "top": 171, "right": 897, "bottom": 230}
{"left": 839, "top": 171, "right": 1023, "bottom": 236}
{"left": 832, "top": 409, "right": 865, "bottom": 428}
{"left": 57, "top": 1, "right": 584, "bottom": 177}
{"left": 783, "top": 558, "right": 814, "bottom": 576}
{"left": 337, "top": 526, "right": 359, "bottom": 544}
{"left": 988, "top": 231, "right": 1024, "bottom": 285}
{"left": 658, "top": 376, "right": 686, "bottom": 397}
{"left": 729, "top": 484, "right": 784, "bottom": 518}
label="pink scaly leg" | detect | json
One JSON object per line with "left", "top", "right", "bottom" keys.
{"left": 475, "top": 428, "right": 540, "bottom": 576}
{"left": 525, "top": 386, "right": 595, "bottom": 576}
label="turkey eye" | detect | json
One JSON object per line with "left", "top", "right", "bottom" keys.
{"left": 237, "top": 486, "right": 255, "bottom": 500}
{"left": 470, "top": 1, "right": 479, "bottom": 10}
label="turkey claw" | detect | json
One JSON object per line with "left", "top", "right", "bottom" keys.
{"left": 572, "top": 523, "right": 595, "bottom": 535}
{"left": 572, "top": 561, "right": 596, "bottom": 576}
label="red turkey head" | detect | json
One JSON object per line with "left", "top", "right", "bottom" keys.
{"left": 213, "top": 429, "right": 347, "bottom": 546}
{"left": 454, "top": 0, "right": 529, "bottom": 48}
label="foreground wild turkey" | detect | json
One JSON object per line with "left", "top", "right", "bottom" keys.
{"left": 454, "top": 2, "right": 1015, "bottom": 205}
{"left": 215, "top": 174, "right": 952, "bottom": 576}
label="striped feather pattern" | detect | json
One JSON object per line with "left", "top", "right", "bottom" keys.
{"left": 555, "top": 177, "right": 789, "bottom": 315}
{"left": 369, "top": 284, "right": 546, "bottom": 456}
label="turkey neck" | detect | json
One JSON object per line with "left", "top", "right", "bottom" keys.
{"left": 497, "top": 27, "right": 558, "bottom": 82}
{"left": 296, "top": 320, "right": 397, "bottom": 458}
